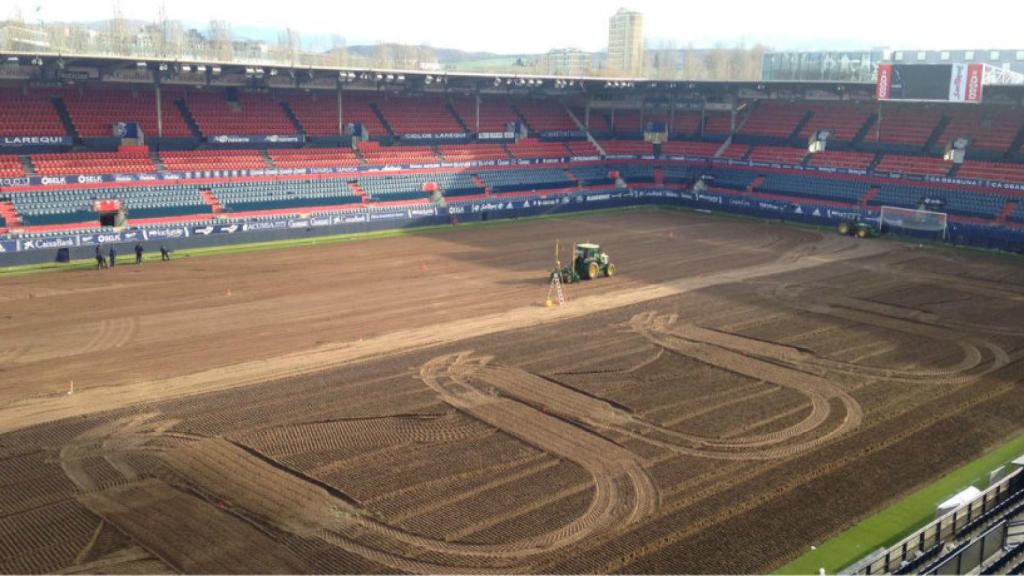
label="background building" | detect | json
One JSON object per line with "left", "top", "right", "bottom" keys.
{"left": 607, "top": 8, "right": 644, "bottom": 76}
{"left": 542, "top": 48, "right": 591, "bottom": 76}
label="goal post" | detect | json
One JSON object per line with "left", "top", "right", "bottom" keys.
{"left": 879, "top": 205, "right": 949, "bottom": 240}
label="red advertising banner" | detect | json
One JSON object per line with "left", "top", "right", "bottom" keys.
{"left": 965, "top": 63, "right": 984, "bottom": 103}
{"left": 876, "top": 64, "right": 892, "bottom": 100}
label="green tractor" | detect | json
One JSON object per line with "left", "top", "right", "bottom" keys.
{"left": 552, "top": 243, "right": 616, "bottom": 283}
{"left": 837, "top": 219, "right": 879, "bottom": 239}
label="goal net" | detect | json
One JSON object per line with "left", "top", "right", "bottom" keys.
{"left": 879, "top": 205, "right": 948, "bottom": 239}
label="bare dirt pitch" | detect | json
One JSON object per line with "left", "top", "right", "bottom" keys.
{"left": 2, "top": 208, "right": 1024, "bottom": 574}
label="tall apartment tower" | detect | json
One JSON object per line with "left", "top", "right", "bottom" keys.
{"left": 608, "top": 8, "right": 644, "bottom": 76}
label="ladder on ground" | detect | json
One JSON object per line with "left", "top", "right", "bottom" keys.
{"left": 546, "top": 271, "right": 567, "bottom": 307}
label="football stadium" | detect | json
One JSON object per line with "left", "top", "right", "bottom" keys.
{"left": 2, "top": 3, "right": 1024, "bottom": 575}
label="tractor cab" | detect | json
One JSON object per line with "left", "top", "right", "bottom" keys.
{"left": 554, "top": 242, "right": 616, "bottom": 283}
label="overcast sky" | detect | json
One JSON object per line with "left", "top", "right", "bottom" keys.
{"left": 7, "top": 0, "right": 1024, "bottom": 53}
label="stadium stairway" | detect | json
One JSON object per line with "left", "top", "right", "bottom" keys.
{"left": 867, "top": 151, "right": 885, "bottom": 173}
{"left": 19, "top": 155, "right": 36, "bottom": 176}
{"left": 747, "top": 176, "right": 765, "bottom": 193}
{"left": 1008, "top": 126, "right": 1024, "bottom": 160}
{"left": 51, "top": 97, "right": 79, "bottom": 141}
{"left": 348, "top": 181, "right": 366, "bottom": 200}
{"left": 260, "top": 149, "right": 276, "bottom": 169}
{"left": 280, "top": 101, "right": 306, "bottom": 135}
{"left": 471, "top": 175, "right": 490, "bottom": 195}
{"left": 947, "top": 162, "right": 961, "bottom": 178}
{"left": 787, "top": 110, "right": 815, "bottom": 146}
{"left": 861, "top": 186, "right": 880, "bottom": 207}
{"left": 200, "top": 190, "right": 223, "bottom": 214}
{"left": 352, "top": 144, "right": 367, "bottom": 165}
{"left": 654, "top": 167, "right": 664, "bottom": 186}
{"left": 998, "top": 200, "right": 1019, "bottom": 224}
{"left": 176, "top": 99, "right": 204, "bottom": 138}
{"left": 369, "top": 102, "right": 395, "bottom": 138}
{"left": 0, "top": 200, "right": 21, "bottom": 226}
{"left": 851, "top": 113, "right": 879, "bottom": 147}
{"left": 924, "top": 115, "right": 952, "bottom": 153}
{"left": 510, "top": 104, "right": 535, "bottom": 134}
{"left": 150, "top": 149, "right": 166, "bottom": 171}
{"left": 446, "top": 100, "right": 471, "bottom": 133}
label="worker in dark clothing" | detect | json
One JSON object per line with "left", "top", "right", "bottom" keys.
{"left": 95, "top": 245, "right": 107, "bottom": 269}
{"left": 135, "top": 243, "right": 144, "bottom": 264}
{"left": 108, "top": 245, "right": 117, "bottom": 268}
{"left": 160, "top": 245, "right": 170, "bottom": 261}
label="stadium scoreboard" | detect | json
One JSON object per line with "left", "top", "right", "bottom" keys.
{"left": 876, "top": 63, "right": 984, "bottom": 103}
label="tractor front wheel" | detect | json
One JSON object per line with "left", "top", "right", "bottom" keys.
{"left": 605, "top": 263, "right": 617, "bottom": 277}
{"left": 856, "top": 227, "right": 870, "bottom": 239}
{"left": 587, "top": 261, "right": 600, "bottom": 280}
{"left": 838, "top": 222, "right": 851, "bottom": 236}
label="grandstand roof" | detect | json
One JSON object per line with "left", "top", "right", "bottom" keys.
{"left": 7, "top": 49, "right": 1021, "bottom": 102}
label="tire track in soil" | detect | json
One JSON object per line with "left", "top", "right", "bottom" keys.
{"left": 757, "top": 282, "right": 1012, "bottom": 382}
{"left": 626, "top": 312, "right": 863, "bottom": 459}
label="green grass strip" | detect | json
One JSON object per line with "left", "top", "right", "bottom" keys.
{"left": 776, "top": 431, "right": 1024, "bottom": 575}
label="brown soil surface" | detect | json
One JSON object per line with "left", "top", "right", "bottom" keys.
{"left": 1, "top": 208, "right": 1023, "bottom": 573}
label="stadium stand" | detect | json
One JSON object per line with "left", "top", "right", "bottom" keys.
{"left": 610, "top": 110, "right": 643, "bottom": 134}
{"left": 807, "top": 150, "right": 875, "bottom": 171}
{"left": 359, "top": 172, "right": 482, "bottom": 200}
{"left": 874, "top": 154, "right": 952, "bottom": 177}
{"left": 703, "top": 169, "right": 760, "bottom": 190}
{"left": 956, "top": 160, "right": 1024, "bottom": 184}
{"left": 10, "top": 184, "right": 207, "bottom": 225}
{"left": 284, "top": 91, "right": 339, "bottom": 137}
{"left": 670, "top": 111, "right": 703, "bottom": 137}
{"left": 748, "top": 146, "right": 807, "bottom": 165}
{"left": 574, "top": 108, "right": 611, "bottom": 134}
{"left": 938, "top": 106, "right": 1024, "bottom": 154}
{"left": 0, "top": 88, "right": 67, "bottom": 137}
{"left": 703, "top": 111, "right": 734, "bottom": 137}
{"left": 719, "top": 143, "right": 749, "bottom": 160}
{"left": 159, "top": 149, "right": 268, "bottom": 171}
{"left": 874, "top": 104, "right": 946, "bottom": 150}
{"left": 61, "top": 86, "right": 193, "bottom": 138}
{"left": 342, "top": 91, "right": 390, "bottom": 137}
{"left": 738, "top": 101, "right": 810, "bottom": 141}
{"left": 662, "top": 165, "right": 699, "bottom": 184}
{"left": 477, "top": 168, "right": 575, "bottom": 192}
{"left": 268, "top": 147, "right": 361, "bottom": 168}
{"left": 568, "top": 165, "right": 615, "bottom": 186}
{"left": 759, "top": 173, "right": 870, "bottom": 204}
{"left": 358, "top": 142, "right": 439, "bottom": 165}
{"left": 437, "top": 144, "right": 509, "bottom": 162}
{"left": 798, "top": 102, "right": 876, "bottom": 143}
{"left": 210, "top": 179, "right": 361, "bottom": 212}
{"left": 451, "top": 96, "right": 520, "bottom": 133}
{"left": 513, "top": 100, "right": 578, "bottom": 133}
{"left": 183, "top": 91, "right": 296, "bottom": 136}
{"left": 0, "top": 155, "right": 26, "bottom": 178}
{"left": 871, "top": 184, "right": 1008, "bottom": 219}
{"left": 374, "top": 94, "right": 464, "bottom": 135}
{"left": 506, "top": 139, "right": 569, "bottom": 159}
{"left": 31, "top": 150, "right": 156, "bottom": 175}
{"left": 565, "top": 140, "right": 600, "bottom": 157}
{"left": 662, "top": 141, "right": 721, "bottom": 157}
{"left": 599, "top": 140, "right": 654, "bottom": 156}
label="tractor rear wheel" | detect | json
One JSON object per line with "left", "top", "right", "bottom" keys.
{"left": 605, "top": 263, "right": 617, "bottom": 277}
{"left": 838, "top": 222, "right": 851, "bottom": 236}
{"left": 587, "top": 261, "right": 600, "bottom": 280}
